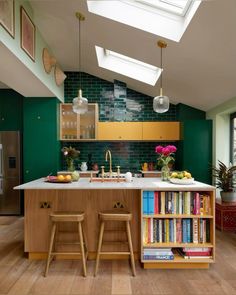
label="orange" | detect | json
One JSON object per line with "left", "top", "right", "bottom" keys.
{"left": 57, "top": 175, "right": 65, "bottom": 181}
{"left": 65, "top": 175, "right": 72, "bottom": 181}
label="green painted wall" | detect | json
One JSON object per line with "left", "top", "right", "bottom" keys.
{"left": 23, "top": 97, "right": 60, "bottom": 182}
{"left": 177, "top": 120, "right": 212, "bottom": 184}
{"left": 176, "top": 103, "right": 205, "bottom": 120}
{"left": 0, "top": 89, "right": 23, "bottom": 131}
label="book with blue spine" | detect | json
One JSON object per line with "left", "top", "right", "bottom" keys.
{"left": 169, "top": 219, "right": 174, "bottom": 242}
{"left": 148, "top": 191, "right": 154, "bottom": 214}
{"left": 143, "top": 191, "right": 148, "bottom": 214}
{"left": 186, "top": 219, "right": 191, "bottom": 243}
{"left": 182, "top": 219, "right": 188, "bottom": 243}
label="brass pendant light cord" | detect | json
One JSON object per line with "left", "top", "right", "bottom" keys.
{"left": 160, "top": 45, "right": 163, "bottom": 96}
{"left": 76, "top": 12, "right": 85, "bottom": 93}
{"left": 157, "top": 40, "right": 167, "bottom": 97}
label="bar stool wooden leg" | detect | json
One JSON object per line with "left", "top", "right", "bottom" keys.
{"left": 78, "top": 221, "right": 87, "bottom": 277}
{"left": 126, "top": 221, "right": 136, "bottom": 276}
{"left": 94, "top": 221, "right": 105, "bottom": 276}
{"left": 44, "top": 222, "right": 57, "bottom": 277}
{"left": 82, "top": 221, "right": 88, "bottom": 260}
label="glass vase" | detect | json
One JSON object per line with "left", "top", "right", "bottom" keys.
{"left": 67, "top": 158, "right": 75, "bottom": 172}
{"left": 161, "top": 164, "right": 170, "bottom": 181}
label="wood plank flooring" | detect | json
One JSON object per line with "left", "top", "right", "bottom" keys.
{"left": 0, "top": 216, "right": 236, "bottom": 295}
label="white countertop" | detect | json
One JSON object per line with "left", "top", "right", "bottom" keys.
{"left": 14, "top": 177, "right": 215, "bottom": 191}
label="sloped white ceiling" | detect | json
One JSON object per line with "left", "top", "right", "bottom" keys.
{"left": 29, "top": 0, "right": 236, "bottom": 111}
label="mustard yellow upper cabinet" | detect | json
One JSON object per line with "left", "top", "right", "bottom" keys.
{"left": 142, "top": 122, "right": 180, "bottom": 140}
{"left": 97, "top": 122, "right": 143, "bottom": 140}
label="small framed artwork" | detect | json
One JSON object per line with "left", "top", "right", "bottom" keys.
{"left": 20, "top": 6, "right": 35, "bottom": 61}
{"left": 0, "top": 0, "right": 15, "bottom": 38}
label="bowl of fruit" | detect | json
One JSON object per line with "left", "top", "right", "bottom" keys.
{"left": 169, "top": 171, "right": 194, "bottom": 184}
{"left": 45, "top": 174, "right": 72, "bottom": 183}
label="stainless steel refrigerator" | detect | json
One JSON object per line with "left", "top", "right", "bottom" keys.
{"left": 0, "top": 131, "right": 21, "bottom": 215}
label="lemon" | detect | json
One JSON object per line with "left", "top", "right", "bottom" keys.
{"left": 171, "top": 172, "right": 178, "bottom": 178}
{"left": 185, "top": 172, "right": 192, "bottom": 179}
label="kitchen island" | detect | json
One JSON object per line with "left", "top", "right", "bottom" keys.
{"left": 15, "top": 178, "right": 215, "bottom": 269}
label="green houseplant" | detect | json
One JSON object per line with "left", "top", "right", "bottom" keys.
{"left": 212, "top": 160, "right": 236, "bottom": 202}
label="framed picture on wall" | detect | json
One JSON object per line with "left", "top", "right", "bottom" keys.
{"left": 0, "top": 0, "right": 15, "bottom": 38}
{"left": 20, "top": 6, "right": 35, "bottom": 61}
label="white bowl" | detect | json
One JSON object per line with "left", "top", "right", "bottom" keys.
{"left": 169, "top": 178, "right": 195, "bottom": 185}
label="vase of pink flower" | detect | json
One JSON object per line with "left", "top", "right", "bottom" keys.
{"left": 155, "top": 145, "right": 177, "bottom": 181}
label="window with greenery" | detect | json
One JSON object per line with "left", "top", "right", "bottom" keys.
{"left": 230, "top": 112, "right": 236, "bottom": 165}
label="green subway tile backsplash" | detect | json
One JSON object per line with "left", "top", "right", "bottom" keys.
{"left": 61, "top": 141, "right": 179, "bottom": 173}
{"left": 63, "top": 72, "right": 178, "bottom": 172}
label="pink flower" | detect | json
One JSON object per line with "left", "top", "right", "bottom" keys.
{"left": 155, "top": 145, "right": 163, "bottom": 154}
{"left": 162, "top": 147, "right": 171, "bottom": 156}
{"left": 168, "top": 145, "right": 177, "bottom": 153}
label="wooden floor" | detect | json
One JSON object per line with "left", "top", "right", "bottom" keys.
{"left": 0, "top": 217, "right": 236, "bottom": 295}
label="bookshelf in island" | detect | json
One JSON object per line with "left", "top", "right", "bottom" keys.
{"left": 141, "top": 189, "right": 215, "bottom": 269}
{"left": 15, "top": 177, "right": 215, "bottom": 269}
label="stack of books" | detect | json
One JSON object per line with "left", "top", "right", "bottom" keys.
{"left": 178, "top": 247, "right": 212, "bottom": 259}
{"left": 143, "top": 248, "right": 174, "bottom": 260}
{"left": 142, "top": 191, "right": 211, "bottom": 215}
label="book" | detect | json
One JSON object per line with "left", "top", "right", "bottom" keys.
{"left": 143, "top": 191, "right": 148, "bottom": 214}
{"left": 154, "top": 191, "right": 159, "bottom": 214}
{"left": 183, "top": 247, "right": 210, "bottom": 252}
{"left": 148, "top": 191, "right": 154, "bottom": 214}
{"left": 192, "top": 218, "right": 198, "bottom": 244}
{"left": 161, "top": 192, "right": 165, "bottom": 214}
{"left": 143, "top": 254, "right": 174, "bottom": 260}
{"left": 182, "top": 219, "right": 187, "bottom": 243}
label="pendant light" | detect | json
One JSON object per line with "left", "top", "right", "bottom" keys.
{"left": 153, "top": 40, "right": 169, "bottom": 113}
{"left": 72, "top": 12, "right": 88, "bottom": 114}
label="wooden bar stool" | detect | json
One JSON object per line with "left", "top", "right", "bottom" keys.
{"left": 94, "top": 210, "right": 136, "bottom": 276}
{"left": 44, "top": 211, "right": 87, "bottom": 277}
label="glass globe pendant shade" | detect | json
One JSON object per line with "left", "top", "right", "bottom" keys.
{"left": 153, "top": 95, "right": 169, "bottom": 113}
{"left": 72, "top": 89, "right": 88, "bottom": 114}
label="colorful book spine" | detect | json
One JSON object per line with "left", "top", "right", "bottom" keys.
{"left": 154, "top": 191, "right": 159, "bottom": 214}
{"left": 182, "top": 219, "right": 187, "bottom": 243}
{"left": 186, "top": 219, "right": 191, "bottom": 243}
{"left": 143, "top": 191, "right": 148, "bottom": 214}
{"left": 161, "top": 192, "right": 165, "bottom": 214}
{"left": 159, "top": 219, "right": 163, "bottom": 243}
{"left": 192, "top": 218, "right": 198, "bottom": 244}
{"left": 195, "top": 192, "right": 200, "bottom": 215}
{"left": 148, "top": 191, "right": 154, "bottom": 214}
{"left": 179, "top": 192, "right": 183, "bottom": 214}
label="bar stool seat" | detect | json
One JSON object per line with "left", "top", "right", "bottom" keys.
{"left": 44, "top": 211, "right": 87, "bottom": 277}
{"left": 95, "top": 210, "right": 136, "bottom": 276}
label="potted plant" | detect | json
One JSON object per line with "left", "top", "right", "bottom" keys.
{"left": 212, "top": 160, "right": 236, "bottom": 202}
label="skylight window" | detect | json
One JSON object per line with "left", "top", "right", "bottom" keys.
{"left": 135, "top": 0, "right": 192, "bottom": 16}
{"left": 95, "top": 46, "right": 162, "bottom": 86}
{"left": 87, "top": 0, "right": 201, "bottom": 42}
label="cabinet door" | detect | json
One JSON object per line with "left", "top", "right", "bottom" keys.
{"left": 60, "top": 103, "right": 98, "bottom": 140}
{"left": 23, "top": 98, "right": 60, "bottom": 182}
{"left": 98, "top": 122, "right": 142, "bottom": 140}
{"left": 142, "top": 122, "right": 180, "bottom": 140}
